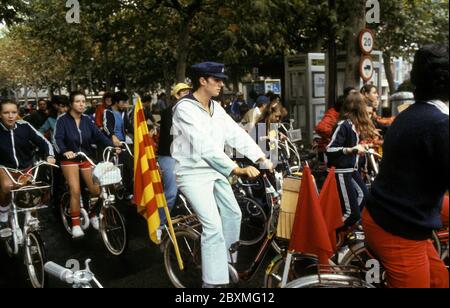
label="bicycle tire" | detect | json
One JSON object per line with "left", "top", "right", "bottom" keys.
{"left": 264, "top": 253, "right": 318, "bottom": 288}
{"left": 100, "top": 204, "right": 127, "bottom": 256}
{"left": 163, "top": 228, "right": 202, "bottom": 288}
{"left": 237, "top": 196, "right": 267, "bottom": 246}
{"left": 284, "top": 273, "right": 374, "bottom": 288}
{"left": 24, "top": 231, "right": 47, "bottom": 288}
{"left": 340, "top": 241, "right": 387, "bottom": 288}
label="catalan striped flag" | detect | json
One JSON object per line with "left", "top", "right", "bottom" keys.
{"left": 133, "top": 96, "right": 166, "bottom": 244}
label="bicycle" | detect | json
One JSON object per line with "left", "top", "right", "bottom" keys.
{"left": 0, "top": 161, "right": 58, "bottom": 288}
{"left": 59, "top": 149, "right": 127, "bottom": 256}
{"left": 44, "top": 259, "right": 103, "bottom": 288}
{"left": 163, "top": 169, "right": 283, "bottom": 288}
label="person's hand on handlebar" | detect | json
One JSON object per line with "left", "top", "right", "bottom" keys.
{"left": 46, "top": 156, "right": 56, "bottom": 165}
{"left": 63, "top": 151, "right": 77, "bottom": 160}
{"left": 232, "top": 166, "right": 260, "bottom": 179}
{"left": 344, "top": 144, "right": 366, "bottom": 156}
{"left": 112, "top": 135, "right": 122, "bottom": 147}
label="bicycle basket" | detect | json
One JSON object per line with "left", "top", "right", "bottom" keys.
{"left": 277, "top": 176, "right": 301, "bottom": 239}
{"left": 93, "top": 162, "right": 122, "bottom": 186}
{"left": 13, "top": 184, "right": 51, "bottom": 209}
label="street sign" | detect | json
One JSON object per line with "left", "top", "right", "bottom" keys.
{"left": 359, "top": 56, "right": 374, "bottom": 82}
{"left": 359, "top": 29, "right": 375, "bottom": 55}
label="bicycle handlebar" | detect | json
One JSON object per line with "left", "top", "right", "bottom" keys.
{"left": 44, "top": 262, "right": 73, "bottom": 283}
{"left": 0, "top": 161, "right": 59, "bottom": 186}
{"left": 44, "top": 259, "right": 103, "bottom": 288}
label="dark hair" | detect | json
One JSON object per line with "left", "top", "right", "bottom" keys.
{"left": 0, "top": 99, "right": 18, "bottom": 112}
{"left": 142, "top": 95, "right": 152, "bottom": 103}
{"left": 360, "top": 84, "right": 377, "bottom": 96}
{"left": 103, "top": 92, "right": 112, "bottom": 100}
{"left": 334, "top": 95, "right": 345, "bottom": 113}
{"left": 51, "top": 95, "right": 69, "bottom": 107}
{"left": 112, "top": 92, "right": 129, "bottom": 105}
{"left": 411, "top": 44, "right": 449, "bottom": 102}
{"left": 343, "top": 87, "right": 356, "bottom": 97}
{"left": 69, "top": 91, "right": 86, "bottom": 105}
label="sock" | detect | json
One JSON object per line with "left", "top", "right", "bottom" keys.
{"left": 71, "top": 211, "right": 81, "bottom": 227}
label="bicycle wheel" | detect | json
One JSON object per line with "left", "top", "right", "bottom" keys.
{"left": 238, "top": 196, "right": 267, "bottom": 246}
{"left": 164, "top": 228, "right": 202, "bottom": 288}
{"left": 4, "top": 214, "right": 19, "bottom": 257}
{"left": 60, "top": 193, "right": 89, "bottom": 235}
{"left": 264, "top": 254, "right": 318, "bottom": 288}
{"left": 431, "top": 230, "right": 442, "bottom": 257}
{"left": 100, "top": 204, "right": 127, "bottom": 256}
{"left": 340, "top": 241, "right": 387, "bottom": 288}
{"left": 284, "top": 274, "right": 374, "bottom": 288}
{"left": 24, "top": 231, "right": 47, "bottom": 288}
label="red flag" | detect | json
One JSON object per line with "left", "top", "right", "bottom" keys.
{"left": 289, "top": 165, "right": 333, "bottom": 265}
{"left": 133, "top": 97, "right": 167, "bottom": 244}
{"left": 319, "top": 168, "right": 344, "bottom": 252}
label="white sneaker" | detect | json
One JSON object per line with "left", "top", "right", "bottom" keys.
{"left": 72, "top": 225, "right": 85, "bottom": 239}
{"left": 90, "top": 216, "right": 100, "bottom": 231}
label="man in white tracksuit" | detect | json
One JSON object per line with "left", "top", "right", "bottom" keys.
{"left": 171, "top": 62, "right": 272, "bottom": 288}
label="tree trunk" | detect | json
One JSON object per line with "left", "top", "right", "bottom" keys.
{"left": 162, "top": 63, "right": 171, "bottom": 96}
{"left": 383, "top": 51, "right": 396, "bottom": 95}
{"left": 175, "top": 19, "right": 190, "bottom": 83}
{"left": 327, "top": 0, "right": 337, "bottom": 109}
{"left": 344, "top": 0, "right": 366, "bottom": 89}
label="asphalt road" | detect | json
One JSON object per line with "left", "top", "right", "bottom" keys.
{"left": 0, "top": 201, "right": 275, "bottom": 288}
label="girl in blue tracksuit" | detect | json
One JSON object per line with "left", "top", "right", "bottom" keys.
{"left": 326, "top": 91, "right": 378, "bottom": 229}
{"left": 0, "top": 100, "right": 55, "bottom": 226}
{"left": 54, "top": 91, "right": 114, "bottom": 238}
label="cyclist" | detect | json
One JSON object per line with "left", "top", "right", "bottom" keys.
{"left": 172, "top": 62, "right": 273, "bottom": 288}
{"left": 94, "top": 92, "right": 113, "bottom": 130}
{"left": 103, "top": 91, "right": 133, "bottom": 198}
{"left": 363, "top": 44, "right": 449, "bottom": 288}
{"left": 157, "top": 83, "right": 192, "bottom": 227}
{"left": 326, "top": 91, "right": 378, "bottom": 230}
{"left": 0, "top": 99, "right": 55, "bottom": 229}
{"left": 54, "top": 91, "right": 115, "bottom": 239}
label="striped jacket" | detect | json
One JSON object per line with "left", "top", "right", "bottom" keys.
{"left": 0, "top": 120, "right": 54, "bottom": 169}
{"left": 326, "top": 119, "right": 360, "bottom": 173}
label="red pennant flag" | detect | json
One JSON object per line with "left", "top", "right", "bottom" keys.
{"left": 289, "top": 165, "right": 333, "bottom": 265}
{"left": 319, "top": 168, "right": 344, "bottom": 252}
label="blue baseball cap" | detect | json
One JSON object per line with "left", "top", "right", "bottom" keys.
{"left": 191, "top": 62, "right": 228, "bottom": 80}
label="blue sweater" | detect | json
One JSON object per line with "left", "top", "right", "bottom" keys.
{"left": 0, "top": 120, "right": 54, "bottom": 169}
{"left": 366, "top": 101, "right": 449, "bottom": 240}
{"left": 54, "top": 113, "right": 113, "bottom": 160}
{"left": 326, "top": 120, "right": 360, "bottom": 173}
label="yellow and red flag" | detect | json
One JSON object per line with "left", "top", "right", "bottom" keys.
{"left": 133, "top": 96, "right": 167, "bottom": 244}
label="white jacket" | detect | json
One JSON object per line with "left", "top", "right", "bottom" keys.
{"left": 171, "top": 96, "right": 266, "bottom": 177}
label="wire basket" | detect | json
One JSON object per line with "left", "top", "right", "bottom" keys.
{"left": 12, "top": 184, "right": 51, "bottom": 210}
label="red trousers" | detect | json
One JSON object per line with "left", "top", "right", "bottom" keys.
{"left": 362, "top": 209, "right": 449, "bottom": 288}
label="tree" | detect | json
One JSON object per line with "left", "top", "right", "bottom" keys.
{"left": 372, "top": 0, "right": 449, "bottom": 93}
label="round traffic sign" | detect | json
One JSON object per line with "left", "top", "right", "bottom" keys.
{"left": 359, "top": 29, "right": 375, "bottom": 54}
{"left": 359, "top": 56, "right": 374, "bottom": 82}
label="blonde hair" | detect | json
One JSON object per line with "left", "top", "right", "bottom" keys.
{"left": 340, "top": 92, "right": 378, "bottom": 140}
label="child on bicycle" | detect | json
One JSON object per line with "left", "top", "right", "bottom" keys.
{"left": 0, "top": 100, "right": 55, "bottom": 229}
{"left": 326, "top": 91, "right": 378, "bottom": 230}
{"left": 54, "top": 91, "right": 116, "bottom": 239}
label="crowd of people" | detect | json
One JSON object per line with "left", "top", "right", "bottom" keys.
{"left": 0, "top": 43, "right": 448, "bottom": 289}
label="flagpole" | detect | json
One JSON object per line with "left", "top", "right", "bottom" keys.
{"left": 163, "top": 206, "right": 184, "bottom": 270}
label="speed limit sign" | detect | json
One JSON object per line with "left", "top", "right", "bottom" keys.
{"left": 359, "top": 56, "right": 374, "bottom": 82}
{"left": 359, "top": 29, "right": 375, "bottom": 55}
